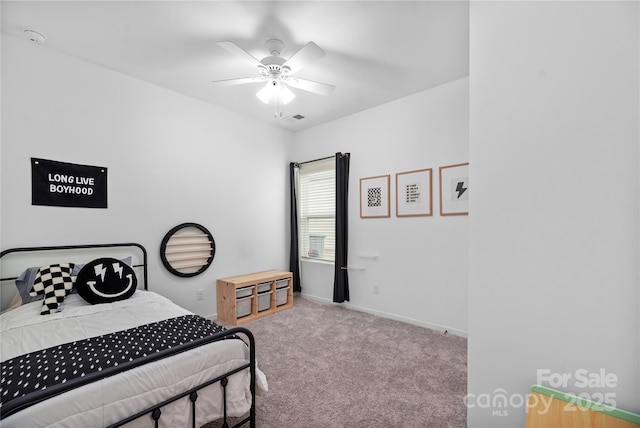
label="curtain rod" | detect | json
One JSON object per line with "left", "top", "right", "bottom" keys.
{"left": 293, "top": 153, "right": 348, "bottom": 167}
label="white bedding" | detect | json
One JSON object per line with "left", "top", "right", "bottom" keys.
{"left": 0, "top": 291, "right": 267, "bottom": 427}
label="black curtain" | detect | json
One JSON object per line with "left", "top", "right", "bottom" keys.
{"left": 333, "top": 152, "right": 350, "bottom": 303}
{"left": 289, "top": 162, "right": 301, "bottom": 292}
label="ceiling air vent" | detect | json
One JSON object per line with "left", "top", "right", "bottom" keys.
{"left": 284, "top": 114, "right": 305, "bottom": 123}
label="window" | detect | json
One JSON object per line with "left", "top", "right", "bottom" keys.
{"left": 297, "top": 158, "right": 335, "bottom": 262}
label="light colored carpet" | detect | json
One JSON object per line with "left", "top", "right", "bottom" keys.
{"left": 204, "top": 294, "right": 467, "bottom": 428}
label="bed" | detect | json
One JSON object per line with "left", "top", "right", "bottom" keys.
{"left": 0, "top": 243, "right": 266, "bottom": 428}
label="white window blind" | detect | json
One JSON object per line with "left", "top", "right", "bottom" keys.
{"left": 298, "top": 158, "right": 335, "bottom": 262}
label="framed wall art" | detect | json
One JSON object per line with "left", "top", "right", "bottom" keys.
{"left": 360, "top": 175, "right": 390, "bottom": 218}
{"left": 31, "top": 157, "right": 108, "bottom": 208}
{"left": 395, "top": 168, "right": 432, "bottom": 217}
{"left": 439, "top": 162, "right": 469, "bottom": 216}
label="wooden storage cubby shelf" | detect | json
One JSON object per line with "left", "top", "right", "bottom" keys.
{"left": 216, "top": 270, "right": 293, "bottom": 325}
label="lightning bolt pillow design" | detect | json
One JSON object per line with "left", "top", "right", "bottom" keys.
{"left": 75, "top": 258, "right": 137, "bottom": 304}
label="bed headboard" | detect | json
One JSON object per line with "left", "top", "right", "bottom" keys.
{"left": 0, "top": 243, "right": 148, "bottom": 311}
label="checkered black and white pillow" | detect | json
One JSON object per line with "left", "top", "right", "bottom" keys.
{"left": 29, "top": 263, "right": 75, "bottom": 315}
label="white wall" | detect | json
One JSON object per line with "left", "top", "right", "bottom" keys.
{"left": 468, "top": 2, "right": 639, "bottom": 426}
{"left": 1, "top": 35, "right": 293, "bottom": 317}
{"left": 290, "top": 77, "right": 469, "bottom": 335}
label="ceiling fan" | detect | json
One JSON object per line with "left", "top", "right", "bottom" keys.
{"left": 212, "top": 39, "right": 335, "bottom": 117}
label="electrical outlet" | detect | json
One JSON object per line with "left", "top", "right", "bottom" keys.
{"left": 196, "top": 289, "right": 204, "bottom": 301}
{"left": 373, "top": 284, "right": 380, "bottom": 295}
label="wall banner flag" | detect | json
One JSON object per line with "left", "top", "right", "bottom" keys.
{"left": 31, "top": 158, "right": 108, "bottom": 208}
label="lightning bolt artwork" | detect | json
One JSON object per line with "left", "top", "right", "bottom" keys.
{"left": 112, "top": 262, "right": 124, "bottom": 279}
{"left": 440, "top": 163, "right": 469, "bottom": 216}
{"left": 94, "top": 263, "right": 107, "bottom": 283}
{"left": 455, "top": 181, "right": 468, "bottom": 199}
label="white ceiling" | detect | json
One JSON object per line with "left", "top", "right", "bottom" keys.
{"left": 1, "top": 1, "right": 469, "bottom": 132}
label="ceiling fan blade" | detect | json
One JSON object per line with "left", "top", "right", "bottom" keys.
{"left": 288, "top": 78, "right": 335, "bottom": 96}
{"left": 217, "top": 41, "right": 263, "bottom": 68}
{"left": 211, "top": 77, "right": 264, "bottom": 87}
{"left": 283, "top": 41, "right": 325, "bottom": 73}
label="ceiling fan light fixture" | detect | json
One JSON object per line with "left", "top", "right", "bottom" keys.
{"left": 213, "top": 38, "right": 333, "bottom": 116}
{"left": 280, "top": 85, "right": 295, "bottom": 105}
{"left": 256, "top": 82, "right": 274, "bottom": 104}
{"left": 256, "top": 80, "right": 295, "bottom": 105}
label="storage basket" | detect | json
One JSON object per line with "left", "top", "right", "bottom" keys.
{"left": 236, "top": 295, "right": 253, "bottom": 318}
{"left": 258, "top": 290, "right": 273, "bottom": 312}
{"left": 236, "top": 285, "right": 254, "bottom": 299}
{"left": 276, "top": 286, "right": 290, "bottom": 306}
{"left": 256, "top": 282, "right": 271, "bottom": 293}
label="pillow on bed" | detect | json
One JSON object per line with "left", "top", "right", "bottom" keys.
{"left": 15, "top": 266, "right": 46, "bottom": 305}
{"left": 28, "top": 263, "right": 76, "bottom": 315}
{"left": 75, "top": 257, "right": 137, "bottom": 304}
{"left": 14, "top": 257, "right": 133, "bottom": 302}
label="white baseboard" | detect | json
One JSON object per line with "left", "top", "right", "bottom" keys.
{"left": 300, "top": 293, "right": 468, "bottom": 338}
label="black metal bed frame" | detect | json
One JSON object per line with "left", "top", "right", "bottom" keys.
{"left": 0, "top": 243, "right": 256, "bottom": 428}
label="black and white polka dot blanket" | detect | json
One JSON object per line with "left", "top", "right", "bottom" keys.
{"left": 1, "top": 315, "right": 233, "bottom": 418}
